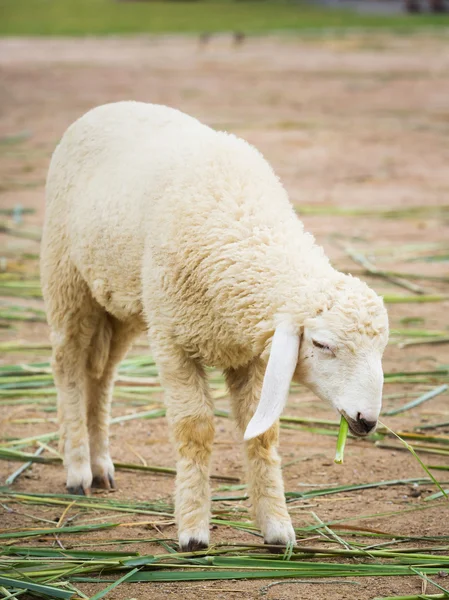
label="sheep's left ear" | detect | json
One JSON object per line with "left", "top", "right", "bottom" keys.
{"left": 244, "top": 325, "right": 300, "bottom": 441}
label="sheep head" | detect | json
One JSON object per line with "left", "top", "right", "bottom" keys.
{"left": 244, "top": 275, "right": 389, "bottom": 441}
{"left": 295, "top": 276, "right": 389, "bottom": 436}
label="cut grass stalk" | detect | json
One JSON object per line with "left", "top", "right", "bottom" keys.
{"left": 0, "top": 207, "right": 34, "bottom": 216}
{"left": 6, "top": 543, "right": 449, "bottom": 563}
{"left": 383, "top": 368, "right": 449, "bottom": 385}
{"left": 114, "top": 461, "right": 239, "bottom": 482}
{"left": 0, "top": 491, "right": 175, "bottom": 518}
{"left": 350, "top": 268, "right": 449, "bottom": 284}
{"left": 280, "top": 416, "right": 339, "bottom": 427}
{"left": 0, "top": 306, "right": 46, "bottom": 323}
{"left": 334, "top": 416, "right": 349, "bottom": 464}
{"left": 311, "top": 511, "right": 353, "bottom": 551}
{"left": 383, "top": 384, "right": 449, "bottom": 416}
{"left": 0, "top": 448, "right": 238, "bottom": 482}
{"left": 346, "top": 248, "right": 427, "bottom": 294}
{"left": 0, "top": 523, "right": 121, "bottom": 540}
{"left": 378, "top": 421, "right": 448, "bottom": 502}
{"left": 114, "top": 563, "right": 449, "bottom": 582}
{"left": 88, "top": 567, "right": 140, "bottom": 600}
{"left": 394, "top": 432, "right": 449, "bottom": 446}
{"left": 285, "top": 478, "right": 431, "bottom": 500}
{"left": 383, "top": 295, "right": 448, "bottom": 304}
{"left": 390, "top": 329, "right": 448, "bottom": 338}
{"left": 398, "top": 337, "right": 449, "bottom": 348}
{"left": 299, "top": 205, "right": 449, "bottom": 219}
{"left": 376, "top": 443, "right": 449, "bottom": 457}
{"left": 409, "top": 567, "right": 449, "bottom": 596}
{"left": 2, "top": 408, "right": 167, "bottom": 447}
{"left": 0, "top": 285, "right": 42, "bottom": 298}
{"left": 5, "top": 445, "right": 44, "bottom": 485}
{"left": 0, "top": 586, "right": 25, "bottom": 599}
{"left": 424, "top": 488, "right": 449, "bottom": 501}
{"left": 416, "top": 421, "right": 449, "bottom": 431}
{"left": 0, "top": 576, "right": 74, "bottom": 599}
{"left": 0, "top": 342, "right": 52, "bottom": 353}
{"left": 0, "top": 224, "right": 41, "bottom": 241}
{"left": 2, "top": 547, "right": 140, "bottom": 558}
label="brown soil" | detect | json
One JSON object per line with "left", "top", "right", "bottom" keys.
{"left": 0, "top": 33, "right": 448, "bottom": 600}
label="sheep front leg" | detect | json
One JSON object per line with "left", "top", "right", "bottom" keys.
{"left": 226, "top": 359, "right": 295, "bottom": 546}
{"left": 157, "top": 346, "right": 214, "bottom": 551}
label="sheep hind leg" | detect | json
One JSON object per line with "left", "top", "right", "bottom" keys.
{"left": 48, "top": 286, "right": 101, "bottom": 496}
{"left": 87, "top": 317, "right": 140, "bottom": 490}
{"left": 225, "top": 359, "right": 296, "bottom": 547}
{"left": 52, "top": 335, "right": 92, "bottom": 495}
{"left": 154, "top": 342, "right": 214, "bottom": 552}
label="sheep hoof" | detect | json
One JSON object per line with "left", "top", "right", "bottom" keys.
{"left": 264, "top": 540, "right": 292, "bottom": 554}
{"left": 179, "top": 538, "right": 209, "bottom": 552}
{"left": 263, "top": 520, "right": 296, "bottom": 552}
{"left": 67, "top": 485, "right": 90, "bottom": 496}
{"left": 91, "top": 474, "right": 115, "bottom": 490}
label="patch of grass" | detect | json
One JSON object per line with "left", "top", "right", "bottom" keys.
{"left": 1, "top": 0, "right": 449, "bottom": 36}
{"left": 3, "top": 538, "right": 449, "bottom": 595}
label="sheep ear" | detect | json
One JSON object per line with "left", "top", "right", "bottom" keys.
{"left": 244, "top": 326, "right": 300, "bottom": 441}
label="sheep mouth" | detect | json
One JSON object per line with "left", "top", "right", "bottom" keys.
{"left": 340, "top": 410, "right": 377, "bottom": 438}
{"left": 347, "top": 420, "right": 371, "bottom": 437}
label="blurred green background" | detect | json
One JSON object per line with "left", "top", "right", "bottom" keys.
{"left": 1, "top": 0, "right": 449, "bottom": 35}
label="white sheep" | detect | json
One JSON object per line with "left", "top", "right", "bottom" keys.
{"left": 41, "top": 101, "right": 389, "bottom": 551}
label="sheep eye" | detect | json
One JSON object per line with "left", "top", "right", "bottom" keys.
{"left": 312, "top": 340, "right": 331, "bottom": 352}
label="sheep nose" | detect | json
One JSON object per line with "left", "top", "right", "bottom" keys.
{"left": 357, "top": 414, "right": 377, "bottom": 434}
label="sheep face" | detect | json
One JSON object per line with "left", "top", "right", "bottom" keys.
{"left": 243, "top": 277, "right": 388, "bottom": 443}
{"left": 295, "top": 301, "right": 388, "bottom": 436}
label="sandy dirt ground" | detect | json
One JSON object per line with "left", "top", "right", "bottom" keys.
{"left": 0, "top": 33, "right": 449, "bottom": 600}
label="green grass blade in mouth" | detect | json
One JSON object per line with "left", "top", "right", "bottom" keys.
{"left": 334, "top": 417, "right": 349, "bottom": 465}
